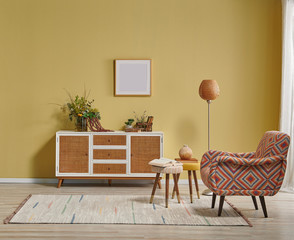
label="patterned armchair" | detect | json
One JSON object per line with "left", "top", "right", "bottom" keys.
{"left": 200, "top": 131, "right": 290, "bottom": 217}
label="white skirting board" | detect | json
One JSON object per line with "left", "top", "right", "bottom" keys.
{"left": 0, "top": 178, "right": 203, "bottom": 185}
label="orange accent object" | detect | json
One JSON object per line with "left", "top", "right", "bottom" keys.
{"left": 199, "top": 79, "right": 220, "bottom": 101}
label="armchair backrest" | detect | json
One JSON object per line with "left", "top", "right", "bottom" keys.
{"left": 255, "top": 131, "right": 290, "bottom": 158}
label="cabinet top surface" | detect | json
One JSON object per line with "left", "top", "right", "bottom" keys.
{"left": 56, "top": 130, "right": 163, "bottom": 135}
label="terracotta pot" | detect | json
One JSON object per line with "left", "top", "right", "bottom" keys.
{"left": 179, "top": 145, "right": 193, "bottom": 160}
{"left": 199, "top": 79, "right": 220, "bottom": 101}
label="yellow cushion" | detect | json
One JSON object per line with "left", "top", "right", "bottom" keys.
{"left": 182, "top": 162, "right": 200, "bottom": 171}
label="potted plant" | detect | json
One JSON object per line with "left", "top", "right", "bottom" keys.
{"left": 124, "top": 119, "right": 134, "bottom": 130}
{"left": 61, "top": 92, "right": 100, "bottom": 131}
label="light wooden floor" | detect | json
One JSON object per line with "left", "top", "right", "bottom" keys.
{"left": 0, "top": 183, "right": 293, "bottom": 240}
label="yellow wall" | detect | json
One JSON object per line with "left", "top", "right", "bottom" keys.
{"left": 0, "top": 0, "right": 281, "bottom": 178}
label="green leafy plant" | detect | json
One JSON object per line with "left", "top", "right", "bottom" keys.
{"left": 61, "top": 90, "right": 101, "bottom": 121}
{"left": 124, "top": 119, "right": 134, "bottom": 126}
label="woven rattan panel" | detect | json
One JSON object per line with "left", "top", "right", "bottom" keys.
{"left": 93, "top": 135, "right": 126, "bottom": 145}
{"left": 93, "top": 164, "right": 126, "bottom": 174}
{"left": 93, "top": 149, "right": 126, "bottom": 160}
{"left": 59, "top": 136, "right": 89, "bottom": 173}
{"left": 131, "top": 136, "right": 160, "bottom": 173}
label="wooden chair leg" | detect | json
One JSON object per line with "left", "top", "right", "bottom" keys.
{"left": 259, "top": 196, "right": 268, "bottom": 218}
{"left": 165, "top": 174, "right": 169, "bottom": 208}
{"left": 149, "top": 173, "right": 160, "bottom": 204}
{"left": 173, "top": 174, "right": 181, "bottom": 203}
{"left": 172, "top": 173, "right": 180, "bottom": 199}
{"left": 157, "top": 179, "right": 162, "bottom": 189}
{"left": 192, "top": 170, "right": 200, "bottom": 199}
{"left": 252, "top": 196, "right": 258, "bottom": 210}
{"left": 108, "top": 179, "right": 112, "bottom": 186}
{"left": 188, "top": 170, "right": 193, "bottom": 203}
{"left": 57, "top": 179, "right": 63, "bottom": 188}
{"left": 218, "top": 196, "right": 225, "bottom": 216}
{"left": 212, "top": 193, "right": 216, "bottom": 208}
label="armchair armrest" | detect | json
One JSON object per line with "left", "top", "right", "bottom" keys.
{"left": 214, "top": 155, "right": 285, "bottom": 166}
{"left": 201, "top": 150, "right": 256, "bottom": 171}
{"left": 202, "top": 150, "right": 255, "bottom": 162}
{"left": 231, "top": 152, "right": 256, "bottom": 158}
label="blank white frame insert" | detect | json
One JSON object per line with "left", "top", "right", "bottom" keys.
{"left": 114, "top": 59, "right": 151, "bottom": 96}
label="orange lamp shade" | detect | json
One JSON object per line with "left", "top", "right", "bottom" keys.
{"left": 199, "top": 79, "right": 220, "bottom": 101}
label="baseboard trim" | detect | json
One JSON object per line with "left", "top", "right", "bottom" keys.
{"left": 0, "top": 178, "right": 203, "bottom": 185}
{"left": 0, "top": 178, "right": 58, "bottom": 184}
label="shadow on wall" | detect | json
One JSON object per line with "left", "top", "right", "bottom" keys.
{"left": 174, "top": 116, "right": 198, "bottom": 151}
{"left": 53, "top": 107, "right": 75, "bottom": 131}
{"left": 33, "top": 135, "right": 56, "bottom": 178}
{"left": 32, "top": 109, "right": 75, "bottom": 178}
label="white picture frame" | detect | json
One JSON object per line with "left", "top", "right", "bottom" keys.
{"left": 114, "top": 59, "right": 152, "bottom": 96}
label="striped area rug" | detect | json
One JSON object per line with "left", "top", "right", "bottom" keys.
{"left": 5, "top": 194, "right": 251, "bottom": 226}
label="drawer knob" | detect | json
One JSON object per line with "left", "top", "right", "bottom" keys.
{"left": 108, "top": 168, "right": 110, "bottom": 170}
{"left": 108, "top": 139, "right": 111, "bottom": 143}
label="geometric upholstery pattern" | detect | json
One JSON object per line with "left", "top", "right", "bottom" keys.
{"left": 200, "top": 131, "right": 290, "bottom": 196}
{"left": 255, "top": 131, "right": 290, "bottom": 158}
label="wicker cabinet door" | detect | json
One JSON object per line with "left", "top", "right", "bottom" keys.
{"left": 59, "top": 136, "right": 89, "bottom": 173}
{"left": 131, "top": 136, "right": 161, "bottom": 173}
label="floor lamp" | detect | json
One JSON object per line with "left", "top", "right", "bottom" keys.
{"left": 199, "top": 79, "right": 220, "bottom": 195}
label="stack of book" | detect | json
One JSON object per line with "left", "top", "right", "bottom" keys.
{"left": 148, "top": 158, "right": 183, "bottom": 168}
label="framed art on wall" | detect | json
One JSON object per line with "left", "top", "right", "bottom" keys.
{"left": 114, "top": 59, "right": 152, "bottom": 96}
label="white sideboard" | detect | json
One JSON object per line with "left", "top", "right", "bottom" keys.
{"left": 56, "top": 131, "right": 163, "bottom": 188}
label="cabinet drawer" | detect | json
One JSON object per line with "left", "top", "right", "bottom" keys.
{"left": 93, "top": 135, "right": 126, "bottom": 145}
{"left": 93, "top": 164, "right": 126, "bottom": 174}
{"left": 93, "top": 149, "right": 126, "bottom": 160}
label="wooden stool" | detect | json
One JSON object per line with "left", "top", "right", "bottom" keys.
{"left": 149, "top": 165, "right": 183, "bottom": 208}
{"left": 172, "top": 158, "right": 200, "bottom": 203}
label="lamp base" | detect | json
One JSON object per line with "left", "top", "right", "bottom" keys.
{"left": 202, "top": 188, "right": 213, "bottom": 196}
